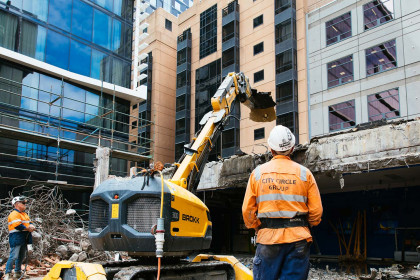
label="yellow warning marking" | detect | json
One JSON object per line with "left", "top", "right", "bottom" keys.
{"left": 111, "top": 204, "right": 119, "bottom": 219}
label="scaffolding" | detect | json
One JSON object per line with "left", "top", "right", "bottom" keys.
{"left": 0, "top": 75, "right": 152, "bottom": 188}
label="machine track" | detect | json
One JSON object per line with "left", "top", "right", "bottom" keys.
{"left": 104, "top": 260, "right": 235, "bottom": 280}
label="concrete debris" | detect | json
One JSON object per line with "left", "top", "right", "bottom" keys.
{"left": 74, "top": 228, "right": 84, "bottom": 235}
{"left": 77, "top": 252, "right": 88, "bottom": 262}
{"left": 55, "top": 245, "right": 68, "bottom": 259}
{"left": 236, "top": 257, "right": 420, "bottom": 280}
{"left": 0, "top": 185, "right": 120, "bottom": 277}
{"left": 69, "top": 253, "right": 79, "bottom": 262}
{"left": 66, "top": 209, "right": 76, "bottom": 215}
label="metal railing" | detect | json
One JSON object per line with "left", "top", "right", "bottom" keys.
{"left": 0, "top": 76, "right": 152, "bottom": 186}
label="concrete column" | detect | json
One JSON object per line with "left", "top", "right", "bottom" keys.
{"left": 94, "top": 147, "right": 110, "bottom": 189}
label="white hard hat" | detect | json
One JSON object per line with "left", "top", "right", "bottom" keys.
{"left": 12, "top": 196, "right": 28, "bottom": 206}
{"left": 267, "top": 125, "right": 296, "bottom": 152}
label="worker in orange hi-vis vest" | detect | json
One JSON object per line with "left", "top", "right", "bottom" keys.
{"left": 242, "top": 125, "right": 323, "bottom": 280}
{"left": 4, "top": 196, "right": 35, "bottom": 280}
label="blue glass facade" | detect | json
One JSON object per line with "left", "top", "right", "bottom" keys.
{"left": 0, "top": 59, "right": 133, "bottom": 187}
{"left": 0, "top": 0, "right": 133, "bottom": 88}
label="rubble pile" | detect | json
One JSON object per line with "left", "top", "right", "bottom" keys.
{"left": 0, "top": 185, "right": 114, "bottom": 276}
{"left": 237, "top": 257, "right": 420, "bottom": 280}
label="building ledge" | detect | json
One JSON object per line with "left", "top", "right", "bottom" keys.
{"left": 0, "top": 46, "right": 146, "bottom": 103}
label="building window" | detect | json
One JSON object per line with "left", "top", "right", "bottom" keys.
{"left": 222, "top": 129, "right": 235, "bottom": 149}
{"left": 176, "top": 71, "right": 189, "bottom": 88}
{"left": 253, "top": 14, "right": 263, "bottom": 28}
{"left": 222, "top": 21, "right": 235, "bottom": 43}
{"left": 327, "top": 55, "right": 353, "bottom": 88}
{"left": 195, "top": 59, "right": 221, "bottom": 132}
{"left": 254, "top": 128, "right": 265, "bottom": 140}
{"left": 222, "top": 48, "right": 236, "bottom": 68}
{"left": 254, "top": 70, "right": 264, "bottom": 83}
{"left": 165, "top": 19, "right": 172, "bottom": 31}
{"left": 132, "top": 104, "right": 138, "bottom": 110}
{"left": 254, "top": 42, "right": 264, "bottom": 55}
{"left": 176, "top": 118, "right": 186, "bottom": 135}
{"left": 275, "top": 0, "right": 295, "bottom": 15}
{"left": 276, "top": 112, "right": 296, "bottom": 134}
{"left": 200, "top": 4, "right": 217, "bottom": 59}
{"left": 276, "top": 80, "right": 297, "bottom": 103}
{"left": 326, "top": 12, "right": 351, "bottom": 46}
{"left": 177, "top": 49, "right": 187, "bottom": 66}
{"left": 363, "top": 0, "right": 394, "bottom": 30}
{"left": 365, "top": 39, "right": 396, "bottom": 76}
{"left": 143, "top": 27, "right": 148, "bottom": 33}
{"left": 328, "top": 100, "right": 356, "bottom": 131}
{"left": 275, "top": 20, "right": 294, "bottom": 44}
{"left": 368, "top": 88, "right": 399, "bottom": 121}
{"left": 176, "top": 95, "right": 187, "bottom": 112}
{"left": 175, "top": 143, "right": 184, "bottom": 161}
{"left": 276, "top": 49, "right": 296, "bottom": 74}
{"left": 131, "top": 121, "right": 138, "bottom": 129}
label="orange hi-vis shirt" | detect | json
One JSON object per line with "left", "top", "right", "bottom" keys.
{"left": 242, "top": 155, "right": 323, "bottom": 245}
{"left": 8, "top": 209, "right": 31, "bottom": 233}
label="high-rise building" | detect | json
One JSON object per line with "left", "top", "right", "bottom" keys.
{"left": 134, "top": 0, "right": 306, "bottom": 164}
{"left": 0, "top": 0, "right": 149, "bottom": 205}
{"left": 135, "top": 0, "right": 304, "bottom": 163}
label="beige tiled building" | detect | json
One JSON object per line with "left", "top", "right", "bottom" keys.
{"left": 134, "top": 0, "right": 316, "bottom": 164}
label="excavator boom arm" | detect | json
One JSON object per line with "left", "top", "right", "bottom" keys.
{"left": 169, "top": 72, "right": 274, "bottom": 190}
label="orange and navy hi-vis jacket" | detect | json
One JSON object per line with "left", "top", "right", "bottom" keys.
{"left": 8, "top": 209, "right": 33, "bottom": 247}
{"left": 242, "top": 155, "right": 323, "bottom": 245}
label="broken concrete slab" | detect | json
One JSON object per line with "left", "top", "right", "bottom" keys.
{"left": 304, "top": 119, "right": 420, "bottom": 175}
{"left": 195, "top": 119, "right": 420, "bottom": 191}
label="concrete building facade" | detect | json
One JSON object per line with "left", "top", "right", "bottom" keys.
{"left": 306, "top": 0, "right": 420, "bottom": 137}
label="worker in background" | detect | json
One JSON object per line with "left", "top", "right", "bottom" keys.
{"left": 4, "top": 196, "right": 35, "bottom": 280}
{"left": 242, "top": 125, "right": 323, "bottom": 280}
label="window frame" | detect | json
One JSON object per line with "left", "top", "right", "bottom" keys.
{"left": 328, "top": 100, "right": 356, "bottom": 132}
{"left": 363, "top": 0, "right": 394, "bottom": 31}
{"left": 253, "top": 42, "right": 264, "bottom": 55}
{"left": 253, "top": 14, "right": 263, "bottom": 28}
{"left": 276, "top": 49, "right": 296, "bottom": 74}
{"left": 254, "top": 128, "right": 265, "bottom": 140}
{"left": 327, "top": 55, "right": 354, "bottom": 88}
{"left": 367, "top": 88, "right": 400, "bottom": 121}
{"left": 254, "top": 70, "right": 264, "bottom": 83}
{"left": 365, "top": 39, "right": 397, "bottom": 77}
{"left": 165, "top": 18, "right": 172, "bottom": 31}
{"left": 325, "top": 12, "right": 352, "bottom": 46}
{"left": 275, "top": 19, "right": 294, "bottom": 44}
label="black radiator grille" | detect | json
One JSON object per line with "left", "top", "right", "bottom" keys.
{"left": 89, "top": 199, "right": 109, "bottom": 233}
{"left": 127, "top": 197, "right": 160, "bottom": 233}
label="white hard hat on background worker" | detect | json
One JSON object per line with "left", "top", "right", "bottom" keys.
{"left": 11, "top": 196, "right": 28, "bottom": 206}
{"left": 267, "top": 125, "right": 295, "bottom": 152}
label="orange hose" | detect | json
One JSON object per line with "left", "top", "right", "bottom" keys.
{"left": 157, "top": 257, "right": 161, "bottom": 280}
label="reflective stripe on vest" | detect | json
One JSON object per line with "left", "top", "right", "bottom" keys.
{"left": 256, "top": 193, "right": 308, "bottom": 204}
{"left": 8, "top": 219, "right": 22, "bottom": 225}
{"left": 300, "top": 165, "right": 307, "bottom": 182}
{"left": 9, "top": 229, "right": 19, "bottom": 233}
{"left": 258, "top": 211, "right": 308, "bottom": 218}
{"left": 254, "top": 166, "right": 261, "bottom": 181}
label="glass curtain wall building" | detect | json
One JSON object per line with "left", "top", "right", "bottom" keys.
{"left": 0, "top": 0, "right": 133, "bottom": 88}
{"left": 0, "top": 0, "right": 150, "bottom": 200}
